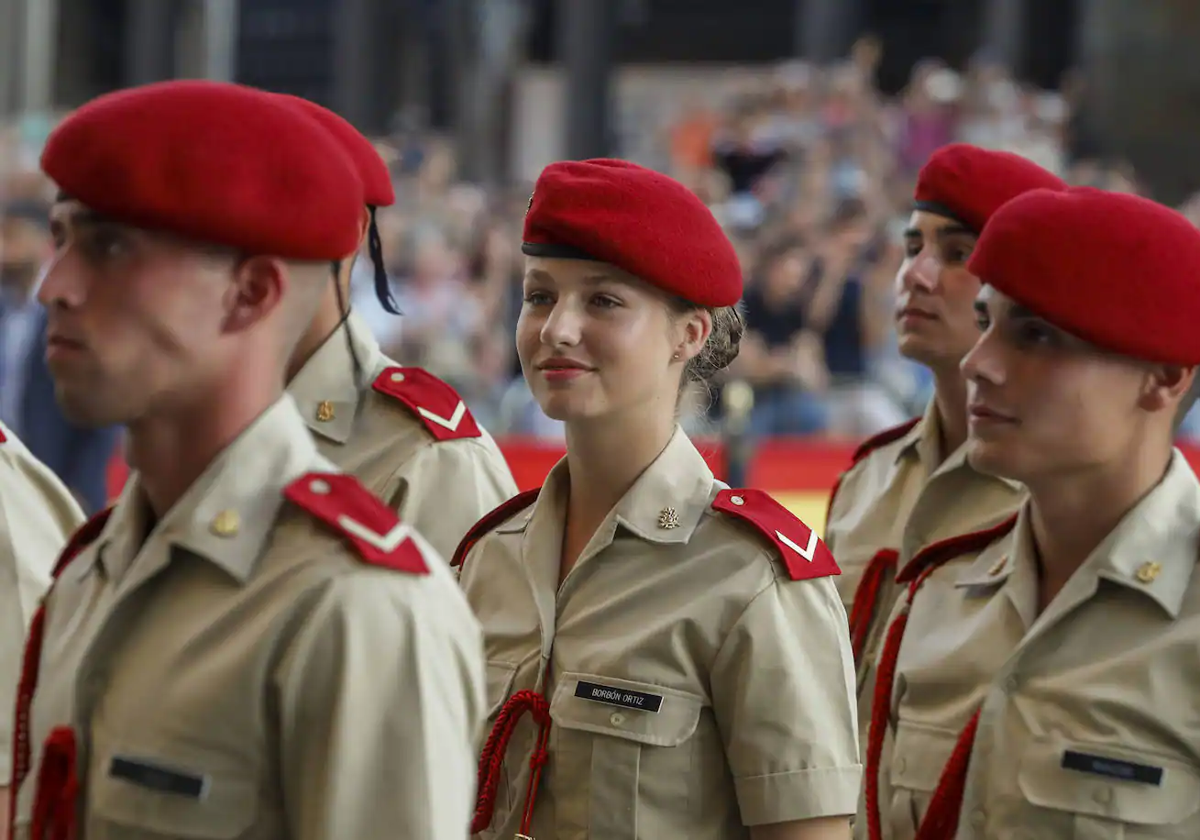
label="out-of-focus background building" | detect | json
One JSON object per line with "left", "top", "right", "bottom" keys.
{"left": 5, "top": 0, "right": 1200, "bottom": 517}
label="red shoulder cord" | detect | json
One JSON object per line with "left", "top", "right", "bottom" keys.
{"left": 848, "top": 548, "right": 899, "bottom": 664}
{"left": 472, "top": 686, "right": 552, "bottom": 836}
{"left": 29, "top": 726, "right": 79, "bottom": 840}
{"left": 866, "top": 566, "right": 982, "bottom": 840}
{"left": 10, "top": 510, "right": 111, "bottom": 838}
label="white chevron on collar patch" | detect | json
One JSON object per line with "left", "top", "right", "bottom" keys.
{"left": 417, "top": 401, "right": 465, "bottom": 431}
{"left": 336, "top": 516, "right": 411, "bottom": 553}
{"left": 776, "top": 529, "right": 818, "bottom": 562}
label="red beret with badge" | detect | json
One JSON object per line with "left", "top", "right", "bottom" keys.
{"left": 968, "top": 186, "right": 1200, "bottom": 365}
{"left": 522, "top": 158, "right": 742, "bottom": 308}
{"left": 914, "top": 143, "right": 1066, "bottom": 233}
{"left": 40, "top": 80, "right": 364, "bottom": 261}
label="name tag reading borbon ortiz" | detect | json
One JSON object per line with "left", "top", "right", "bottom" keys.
{"left": 575, "top": 681, "right": 664, "bottom": 713}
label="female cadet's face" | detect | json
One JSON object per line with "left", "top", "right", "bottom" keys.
{"left": 894, "top": 210, "right": 983, "bottom": 373}
{"left": 517, "top": 256, "right": 702, "bottom": 424}
{"left": 961, "top": 286, "right": 1161, "bottom": 485}
{"left": 40, "top": 201, "right": 232, "bottom": 428}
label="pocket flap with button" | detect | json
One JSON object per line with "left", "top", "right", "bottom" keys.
{"left": 551, "top": 673, "right": 704, "bottom": 747}
{"left": 891, "top": 719, "right": 962, "bottom": 792}
{"left": 485, "top": 660, "right": 519, "bottom": 717}
{"left": 91, "top": 746, "right": 257, "bottom": 838}
{"left": 1018, "top": 739, "right": 1200, "bottom": 826}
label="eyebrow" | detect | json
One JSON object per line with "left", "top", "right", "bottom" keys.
{"left": 973, "top": 298, "right": 1043, "bottom": 322}
{"left": 904, "top": 223, "right": 975, "bottom": 239}
{"left": 523, "top": 268, "right": 623, "bottom": 285}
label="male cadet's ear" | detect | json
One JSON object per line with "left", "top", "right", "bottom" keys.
{"left": 224, "top": 255, "right": 287, "bottom": 333}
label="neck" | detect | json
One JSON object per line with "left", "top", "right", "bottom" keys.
{"left": 128, "top": 378, "right": 283, "bottom": 518}
{"left": 931, "top": 367, "right": 968, "bottom": 463}
{"left": 287, "top": 296, "right": 345, "bottom": 382}
{"left": 1027, "top": 442, "right": 1173, "bottom": 596}
{"left": 564, "top": 403, "right": 677, "bottom": 523}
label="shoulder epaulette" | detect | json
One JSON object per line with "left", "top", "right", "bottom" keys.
{"left": 53, "top": 507, "right": 113, "bottom": 578}
{"left": 826, "top": 416, "right": 921, "bottom": 522}
{"left": 895, "top": 513, "right": 1019, "bottom": 584}
{"left": 372, "top": 366, "right": 482, "bottom": 442}
{"left": 284, "top": 472, "right": 429, "bottom": 574}
{"left": 451, "top": 488, "right": 541, "bottom": 570}
{"left": 713, "top": 488, "right": 840, "bottom": 581}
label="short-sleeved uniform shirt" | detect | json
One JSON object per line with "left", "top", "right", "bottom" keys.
{"left": 458, "top": 426, "right": 862, "bottom": 840}
{"left": 14, "top": 396, "right": 487, "bottom": 840}
{"left": 824, "top": 401, "right": 1023, "bottom": 744}
{"left": 874, "top": 450, "right": 1200, "bottom": 840}
{"left": 0, "top": 423, "right": 84, "bottom": 784}
{"left": 288, "top": 312, "right": 518, "bottom": 559}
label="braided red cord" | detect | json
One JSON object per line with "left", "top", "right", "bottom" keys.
{"left": 864, "top": 581, "right": 914, "bottom": 840}
{"left": 11, "top": 604, "right": 47, "bottom": 825}
{"left": 915, "top": 709, "right": 981, "bottom": 840}
{"left": 849, "top": 548, "right": 899, "bottom": 664}
{"left": 30, "top": 726, "right": 78, "bottom": 840}
{"left": 472, "top": 689, "right": 552, "bottom": 835}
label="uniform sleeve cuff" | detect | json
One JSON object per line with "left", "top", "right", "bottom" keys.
{"left": 735, "top": 764, "right": 863, "bottom": 826}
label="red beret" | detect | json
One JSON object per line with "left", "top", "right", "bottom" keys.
{"left": 41, "top": 80, "right": 363, "bottom": 261}
{"left": 522, "top": 159, "right": 742, "bottom": 307}
{"left": 275, "top": 94, "right": 395, "bottom": 208}
{"left": 968, "top": 187, "right": 1200, "bottom": 365}
{"left": 914, "top": 144, "right": 1066, "bottom": 233}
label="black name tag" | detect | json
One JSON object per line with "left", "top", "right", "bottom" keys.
{"left": 109, "top": 756, "right": 209, "bottom": 799}
{"left": 1062, "top": 750, "right": 1163, "bottom": 786}
{"left": 575, "top": 681, "right": 663, "bottom": 713}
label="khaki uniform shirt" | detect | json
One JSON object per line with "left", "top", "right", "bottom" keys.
{"left": 876, "top": 450, "right": 1200, "bottom": 840}
{"left": 288, "top": 312, "right": 518, "bottom": 560}
{"left": 0, "top": 423, "right": 84, "bottom": 784}
{"left": 824, "top": 401, "right": 1023, "bottom": 748}
{"left": 458, "top": 427, "right": 861, "bottom": 840}
{"left": 14, "top": 397, "right": 487, "bottom": 840}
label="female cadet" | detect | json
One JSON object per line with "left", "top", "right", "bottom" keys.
{"left": 454, "top": 159, "right": 861, "bottom": 840}
{"left": 863, "top": 187, "right": 1200, "bottom": 840}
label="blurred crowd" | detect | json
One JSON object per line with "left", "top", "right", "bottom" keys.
{"left": 5, "top": 41, "right": 1200, "bottom": 507}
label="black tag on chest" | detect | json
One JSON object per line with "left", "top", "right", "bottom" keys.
{"left": 109, "top": 755, "right": 209, "bottom": 799}
{"left": 1061, "top": 750, "right": 1163, "bottom": 786}
{"left": 575, "top": 681, "right": 664, "bottom": 713}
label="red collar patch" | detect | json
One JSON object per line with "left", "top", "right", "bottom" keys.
{"left": 284, "top": 472, "right": 429, "bottom": 574}
{"left": 372, "top": 367, "right": 482, "bottom": 442}
{"left": 713, "top": 488, "right": 840, "bottom": 581}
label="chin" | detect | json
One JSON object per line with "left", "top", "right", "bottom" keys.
{"left": 534, "top": 393, "right": 601, "bottom": 423}
{"left": 54, "top": 386, "right": 127, "bottom": 429}
{"left": 965, "top": 437, "right": 1027, "bottom": 482}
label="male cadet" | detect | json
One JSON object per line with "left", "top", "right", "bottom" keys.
{"left": 0, "top": 426, "right": 82, "bottom": 839}
{"left": 277, "top": 95, "right": 517, "bottom": 560}
{"left": 863, "top": 188, "right": 1200, "bottom": 840}
{"left": 10, "top": 80, "right": 485, "bottom": 839}
{"left": 822, "top": 145, "right": 1064, "bottom": 745}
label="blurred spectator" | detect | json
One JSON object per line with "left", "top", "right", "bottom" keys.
{"left": 0, "top": 199, "right": 120, "bottom": 512}
{"left": 736, "top": 236, "right": 830, "bottom": 436}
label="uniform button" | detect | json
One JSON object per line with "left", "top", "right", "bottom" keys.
{"left": 1093, "top": 786, "right": 1113, "bottom": 804}
{"left": 390, "top": 372, "right": 406, "bottom": 383}
{"left": 970, "top": 808, "right": 986, "bottom": 828}
{"left": 895, "top": 757, "right": 907, "bottom": 774}
{"left": 309, "top": 479, "right": 331, "bottom": 495}
{"left": 609, "top": 712, "right": 625, "bottom": 726}
{"left": 730, "top": 495, "right": 745, "bottom": 506}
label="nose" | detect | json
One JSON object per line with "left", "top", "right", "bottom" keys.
{"left": 36, "top": 251, "right": 79, "bottom": 309}
{"left": 898, "top": 250, "right": 938, "bottom": 295}
{"left": 960, "top": 327, "right": 1003, "bottom": 387}
{"left": 540, "top": 297, "right": 584, "bottom": 348}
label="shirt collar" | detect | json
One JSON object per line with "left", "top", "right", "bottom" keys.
{"left": 94, "top": 396, "right": 323, "bottom": 585}
{"left": 287, "top": 312, "right": 384, "bottom": 444}
{"left": 500, "top": 425, "right": 716, "bottom": 549}
{"left": 956, "top": 450, "right": 1200, "bottom": 618}
{"left": 897, "top": 399, "right": 1022, "bottom": 491}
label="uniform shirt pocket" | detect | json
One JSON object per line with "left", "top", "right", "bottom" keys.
{"left": 889, "top": 720, "right": 961, "bottom": 840}
{"left": 551, "top": 672, "right": 707, "bottom": 839}
{"left": 1018, "top": 738, "right": 1200, "bottom": 839}
{"left": 89, "top": 747, "right": 257, "bottom": 839}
